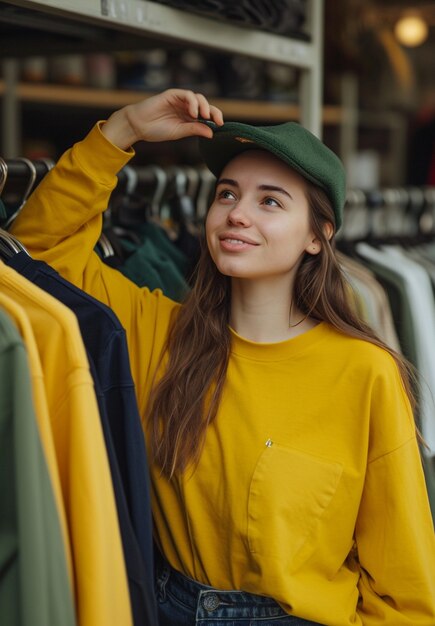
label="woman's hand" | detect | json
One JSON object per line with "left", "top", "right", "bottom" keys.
{"left": 101, "top": 89, "right": 224, "bottom": 150}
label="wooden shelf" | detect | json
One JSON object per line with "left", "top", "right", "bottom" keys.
{"left": 0, "top": 80, "right": 342, "bottom": 124}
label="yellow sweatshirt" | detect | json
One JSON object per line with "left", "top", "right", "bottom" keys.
{"left": 11, "top": 122, "right": 435, "bottom": 625}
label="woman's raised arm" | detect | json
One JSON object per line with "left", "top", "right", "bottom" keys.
{"left": 10, "top": 89, "right": 223, "bottom": 289}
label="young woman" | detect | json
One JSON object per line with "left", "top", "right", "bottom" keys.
{"left": 10, "top": 89, "right": 435, "bottom": 625}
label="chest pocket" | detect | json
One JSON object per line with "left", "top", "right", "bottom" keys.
{"left": 247, "top": 442, "right": 343, "bottom": 566}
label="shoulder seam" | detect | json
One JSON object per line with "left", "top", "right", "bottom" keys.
{"left": 368, "top": 435, "right": 417, "bottom": 465}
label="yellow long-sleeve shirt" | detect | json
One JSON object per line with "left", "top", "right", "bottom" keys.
{"left": 11, "top": 122, "right": 435, "bottom": 625}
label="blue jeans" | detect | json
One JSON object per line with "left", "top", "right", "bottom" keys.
{"left": 155, "top": 551, "right": 324, "bottom": 625}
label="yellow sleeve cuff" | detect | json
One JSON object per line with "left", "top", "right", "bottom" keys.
{"left": 70, "top": 121, "right": 135, "bottom": 188}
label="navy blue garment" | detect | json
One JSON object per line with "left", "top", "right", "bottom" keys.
{"left": 6, "top": 252, "right": 157, "bottom": 626}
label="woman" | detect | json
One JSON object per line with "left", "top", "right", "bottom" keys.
{"left": 11, "top": 89, "right": 435, "bottom": 625}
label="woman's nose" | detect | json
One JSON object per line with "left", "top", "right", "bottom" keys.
{"left": 227, "top": 202, "right": 251, "bottom": 227}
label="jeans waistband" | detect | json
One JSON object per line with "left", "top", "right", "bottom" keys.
{"left": 155, "top": 550, "right": 317, "bottom": 622}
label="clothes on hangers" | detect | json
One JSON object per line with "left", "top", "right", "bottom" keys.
{"left": 356, "top": 242, "right": 435, "bottom": 455}
{"left": 9, "top": 120, "right": 435, "bottom": 626}
{"left": 337, "top": 251, "right": 401, "bottom": 352}
{"left": 337, "top": 234, "right": 435, "bottom": 518}
{"left": 118, "top": 234, "right": 189, "bottom": 301}
{"left": 102, "top": 205, "right": 196, "bottom": 301}
{"left": 0, "top": 291, "right": 71, "bottom": 567}
{"left": 5, "top": 251, "right": 158, "bottom": 626}
{"left": 0, "top": 304, "right": 76, "bottom": 626}
{"left": 0, "top": 260, "right": 133, "bottom": 626}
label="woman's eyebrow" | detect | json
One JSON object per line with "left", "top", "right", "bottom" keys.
{"left": 216, "top": 178, "right": 239, "bottom": 188}
{"left": 215, "top": 179, "right": 293, "bottom": 200}
{"left": 258, "top": 184, "right": 293, "bottom": 200}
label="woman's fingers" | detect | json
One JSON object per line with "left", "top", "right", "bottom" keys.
{"left": 169, "top": 89, "right": 224, "bottom": 125}
{"left": 209, "top": 104, "right": 224, "bottom": 126}
{"left": 195, "top": 92, "right": 211, "bottom": 120}
{"left": 194, "top": 94, "right": 224, "bottom": 126}
{"left": 104, "top": 89, "right": 224, "bottom": 147}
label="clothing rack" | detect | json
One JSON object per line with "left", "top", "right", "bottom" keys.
{"left": 4, "top": 160, "right": 435, "bottom": 237}
{"left": 0, "top": 157, "right": 217, "bottom": 228}
{"left": 340, "top": 185, "right": 435, "bottom": 242}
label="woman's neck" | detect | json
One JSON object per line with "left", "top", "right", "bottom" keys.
{"left": 229, "top": 277, "right": 318, "bottom": 343}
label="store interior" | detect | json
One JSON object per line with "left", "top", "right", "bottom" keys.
{"left": 0, "top": 2, "right": 434, "bottom": 183}
{"left": 1, "top": 5, "right": 435, "bottom": 624}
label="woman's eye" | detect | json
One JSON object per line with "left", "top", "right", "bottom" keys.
{"left": 218, "top": 189, "right": 236, "bottom": 200}
{"left": 263, "top": 197, "right": 281, "bottom": 208}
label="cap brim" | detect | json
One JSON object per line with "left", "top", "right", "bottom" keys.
{"left": 198, "top": 122, "right": 327, "bottom": 191}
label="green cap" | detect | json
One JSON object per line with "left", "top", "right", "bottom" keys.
{"left": 199, "top": 121, "right": 346, "bottom": 230}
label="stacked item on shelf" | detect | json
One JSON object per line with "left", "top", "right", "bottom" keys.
{"left": 154, "top": 0, "right": 310, "bottom": 38}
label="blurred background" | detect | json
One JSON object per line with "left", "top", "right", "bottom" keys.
{"left": 1, "top": 0, "right": 435, "bottom": 189}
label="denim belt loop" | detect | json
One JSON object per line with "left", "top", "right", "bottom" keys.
{"left": 156, "top": 562, "right": 171, "bottom": 602}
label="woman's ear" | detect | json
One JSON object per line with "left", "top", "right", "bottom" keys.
{"left": 305, "top": 221, "right": 334, "bottom": 255}
{"left": 306, "top": 238, "right": 322, "bottom": 255}
{"left": 323, "top": 221, "right": 334, "bottom": 241}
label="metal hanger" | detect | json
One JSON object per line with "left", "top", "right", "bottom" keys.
{"left": 183, "top": 166, "right": 200, "bottom": 201}
{"left": 97, "top": 231, "right": 115, "bottom": 258}
{"left": 148, "top": 165, "right": 167, "bottom": 219}
{"left": 4, "top": 157, "right": 38, "bottom": 229}
{"left": 36, "top": 157, "right": 55, "bottom": 172}
{"left": 0, "top": 156, "right": 31, "bottom": 257}
{"left": 0, "top": 157, "right": 8, "bottom": 196}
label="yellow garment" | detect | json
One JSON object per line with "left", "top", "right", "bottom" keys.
{"left": 11, "top": 122, "right": 435, "bottom": 625}
{"left": 0, "top": 290, "right": 72, "bottom": 582}
{"left": 0, "top": 261, "right": 132, "bottom": 626}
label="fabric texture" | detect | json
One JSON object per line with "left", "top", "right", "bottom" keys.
{"left": 0, "top": 292, "right": 71, "bottom": 575}
{"left": 198, "top": 120, "right": 346, "bottom": 229}
{"left": 10, "top": 120, "right": 435, "bottom": 626}
{"left": 0, "top": 306, "right": 76, "bottom": 626}
{"left": 119, "top": 235, "right": 188, "bottom": 301}
{"left": 0, "top": 260, "right": 132, "bottom": 626}
{"left": 5, "top": 252, "right": 157, "bottom": 626}
{"left": 356, "top": 242, "right": 435, "bottom": 454}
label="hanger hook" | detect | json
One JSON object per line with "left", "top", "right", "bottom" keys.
{"left": 122, "top": 165, "right": 138, "bottom": 196}
{"left": 149, "top": 166, "right": 167, "bottom": 218}
{"left": 36, "top": 157, "right": 55, "bottom": 175}
{"left": 17, "top": 157, "right": 37, "bottom": 204}
{"left": 3, "top": 157, "right": 38, "bottom": 229}
{"left": 0, "top": 157, "right": 8, "bottom": 196}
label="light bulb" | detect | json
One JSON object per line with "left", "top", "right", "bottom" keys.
{"left": 394, "top": 15, "right": 428, "bottom": 47}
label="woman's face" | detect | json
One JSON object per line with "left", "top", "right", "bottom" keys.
{"left": 206, "top": 150, "right": 320, "bottom": 283}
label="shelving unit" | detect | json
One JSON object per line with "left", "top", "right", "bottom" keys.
{"left": 0, "top": 0, "right": 324, "bottom": 155}
{"left": 0, "top": 79, "right": 342, "bottom": 123}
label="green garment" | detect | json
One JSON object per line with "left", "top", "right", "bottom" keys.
{"left": 138, "top": 222, "right": 190, "bottom": 276}
{"left": 121, "top": 235, "right": 189, "bottom": 302}
{"left": 0, "top": 308, "right": 76, "bottom": 626}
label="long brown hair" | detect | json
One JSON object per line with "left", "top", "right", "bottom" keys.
{"left": 147, "top": 179, "right": 418, "bottom": 477}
